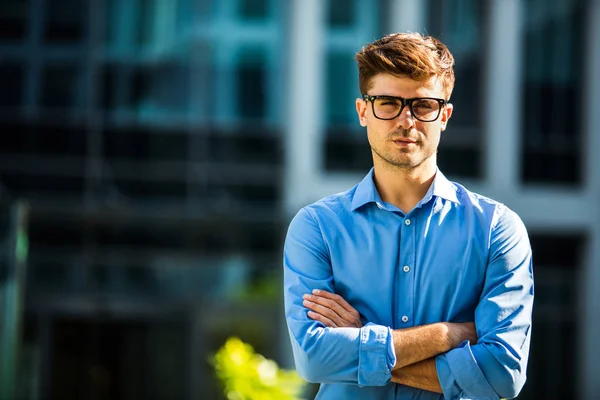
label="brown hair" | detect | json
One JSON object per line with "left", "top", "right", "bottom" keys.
{"left": 355, "top": 32, "right": 455, "bottom": 99}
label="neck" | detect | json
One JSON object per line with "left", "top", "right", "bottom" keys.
{"left": 372, "top": 157, "right": 437, "bottom": 214}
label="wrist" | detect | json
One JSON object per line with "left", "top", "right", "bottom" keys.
{"left": 439, "top": 322, "right": 456, "bottom": 350}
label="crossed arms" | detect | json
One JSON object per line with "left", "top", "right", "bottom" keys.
{"left": 283, "top": 206, "right": 534, "bottom": 399}
{"left": 304, "top": 289, "right": 477, "bottom": 393}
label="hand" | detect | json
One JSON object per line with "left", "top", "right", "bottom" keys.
{"left": 303, "top": 289, "right": 363, "bottom": 328}
{"left": 443, "top": 322, "right": 478, "bottom": 348}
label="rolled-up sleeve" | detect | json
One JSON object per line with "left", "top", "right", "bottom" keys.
{"left": 284, "top": 207, "right": 396, "bottom": 386}
{"left": 436, "top": 205, "right": 534, "bottom": 399}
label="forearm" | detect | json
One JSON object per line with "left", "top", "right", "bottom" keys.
{"left": 391, "top": 322, "right": 474, "bottom": 370}
{"left": 391, "top": 358, "right": 442, "bottom": 393}
{"left": 288, "top": 322, "right": 395, "bottom": 385}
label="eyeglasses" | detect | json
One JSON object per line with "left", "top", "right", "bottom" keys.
{"left": 362, "top": 94, "right": 448, "bottom": 122}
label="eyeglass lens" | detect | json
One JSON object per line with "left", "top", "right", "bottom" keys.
{"left": 372, "top": 97, "right": 441, "bottom": 121}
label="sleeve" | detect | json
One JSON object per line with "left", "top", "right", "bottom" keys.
{"left": 283, "top": 207, "right": 396, "bottom": 386}
{"left": 435, "top": 205, "right": 534, "bottom": 400}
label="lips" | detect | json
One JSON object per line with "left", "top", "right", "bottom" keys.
{"left": 392, "top": 138, "right": 417, "bottom": 144}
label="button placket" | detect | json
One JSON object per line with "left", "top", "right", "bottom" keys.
{"left": 398, "top": 213, "right": 416, "bottom": 327}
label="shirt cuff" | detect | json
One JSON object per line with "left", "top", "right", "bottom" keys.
{"left": 357, "top": 323, "right": 394, "bottom": 386}
{"left": 436, "top": 340, "right": 498, "bottom": 400}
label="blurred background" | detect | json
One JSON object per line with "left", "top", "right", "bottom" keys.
{"left": 0, "top": 0, "right": 599, "bottom": 399}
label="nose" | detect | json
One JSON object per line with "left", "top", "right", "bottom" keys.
{"left": 395, "top": 104, "right": 415, "bottom": 130}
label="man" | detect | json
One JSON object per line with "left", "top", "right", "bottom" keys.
{"left": 283, "top": 32, "right": 533, "bottom": 399}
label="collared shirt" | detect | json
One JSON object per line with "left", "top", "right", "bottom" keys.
{"left": 283, "top": 168, "right": 533, "bottom": 400}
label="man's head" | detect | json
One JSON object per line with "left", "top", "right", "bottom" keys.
{"left": 354, "top": 33, "right": 455, "bottom": 172}
{"left": 355, "top": 32, "right": 455, "bottom": 100}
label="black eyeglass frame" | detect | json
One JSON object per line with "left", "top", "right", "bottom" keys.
{"left": 361, "top": 94, "right": 449, "bottom": 122}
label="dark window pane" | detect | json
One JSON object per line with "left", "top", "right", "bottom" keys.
{"left": 0, "top": 123, "right": 87, "bottom": 156}
{"left": 437, "top": 147, "right": 481, "bottom": 179}
{"left": 100, "top": 64, "right": 117, "bottom": 110}
{"left": 137, "top": 0, "right": 155, "bottom": 47}
{"left": 0, "top": 62, "right": 24, "bottom": 107}
{"left": 0, "top": 0, "right": 29, "bottom": 41}
{"left": 238, "top": 0, "right": 268, "bottom": 20}
{"left": 328, "top": 0, "right": 355, "bottom": 27}
{"left": 44, "top": 0, "right": 86, "bottom": 43}
{"left": 130, "top": 68, "right": 151, "bottom": 109}
{"left": 207, "top": 134, "right": 282, "bottom": 164}
{"left": 103, "top": 128, "right": 187, "bottom": 161}
{"left": 236, "top": 48, "right": 267, "bottom": 119}
{"left": 96, "top": 223, "right": 184, "bottom": 249}
{"left": 41, "top": 65, "right": 79, "bottom": 109}
{"left": 521, "top": 0, "right": 584, "bottom": 185}
{"left": 128, "top": 63, "right": 190, "bottom": 115}
{"left": 426, "top": 0, "right": 485, "bottom": 179}
{"left": 325, "top": 130, "right": 371, "bottom": 172}
{"left": 1, "top": 173, "right": 85, "bottom": 196}
{"left": 103, "top": 0, "right": 118, "bottom": 47}
{"left": 326, "top": 52, "right": 356, "bottom": 124}
{"left": 111, "top": 179, "right": 186, "bottom": 199}
{"left": 517, "top": 233, "right": 584, "bottom": 400}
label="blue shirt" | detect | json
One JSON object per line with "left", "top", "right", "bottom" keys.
{"left": 283, "top": 169, "right": 533, "bottom": 400}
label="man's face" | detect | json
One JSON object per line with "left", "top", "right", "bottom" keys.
{"left": 355, "top": 74, "right": 453, "bottom": 170}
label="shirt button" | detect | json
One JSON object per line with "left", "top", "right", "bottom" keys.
{"left": 401, "top": 315, "right": 409, "bottom": 323}
{"left": 376, "top": 202, "right": 383, "bottom": 209}
{"left": 403, "top": 265, "right": 410, "bottom": 273}
{"left": 404, "top": 219, "right": 411, "bottom": 226}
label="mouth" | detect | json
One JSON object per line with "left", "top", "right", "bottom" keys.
{"left": 392, "top": 138, "right": 417, "bottom": 146}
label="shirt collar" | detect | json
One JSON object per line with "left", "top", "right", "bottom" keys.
{"left": 350, "top": 167, "right": 459, "bottom": 212}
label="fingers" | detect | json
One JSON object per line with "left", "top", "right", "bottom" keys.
{"left": 302, "top": 290, "right": 363, "bottom": 328}
{"left": 303, "top": 298, "right": 345, "bottom": 327}
{"left": 307, "top": 310, "right": 337, "bottom": 328}
{"left": 311, "top": 289, "right": 357, "bottom": 314}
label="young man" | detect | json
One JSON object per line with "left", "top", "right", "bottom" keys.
{"left": 283, "top": 33, "right": 533, "bottom": 399}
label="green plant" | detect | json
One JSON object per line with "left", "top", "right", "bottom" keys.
{"left": 212, "top": 337, "right": 306, "bottom": 400}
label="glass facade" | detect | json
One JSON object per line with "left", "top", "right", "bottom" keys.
{"left": 521, "top": 0, "right": 585, "bottom": 185}
{"left": 427, "top": 0, "right": 486, "bottom": 179}
{"left": 324, "top": 0, "right": 383, "bottom": 172}
{"left": 518, "top": 233, "right": 584, "bottom": 399}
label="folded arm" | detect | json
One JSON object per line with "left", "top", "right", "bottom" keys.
{"left": 435, "top": 206, "right": 534, "bottom": 400}
{"left": 284, "top": 208, "right": 395, "bottom": 386}
{"left": 392, "top": 359, "right": 441, "bottom": 393}
{"left": 304, "top": 289, "right": 476, "bottom": 393}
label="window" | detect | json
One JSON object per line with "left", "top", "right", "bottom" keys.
{"left": 236, "top": 48, "right": 267, "bottom": 120}
{"left": 517, "top": 233, "right": 584, "bottom": 399}
{"left": 237, "top": 0, "right": 269, "bottom": 20}
{"left": 426, "top": 0, "right": 486, "bottom": 179}
{"left": 0, "top": 62, "right": 24, "bottom": 108}
{"left": 103, "top": 0, "right": 119, "bottom": 48}
{"left": 326, "top": 52, "right": 357, "bottom": 125}
{"left": 323, "top": 0, "right": 380, "bottom": 172}
{"left": 521, "top": 0, "right": 585, "bottom": 185}
{"left": 137, "top": 0, "right": 156, "bottom": 48}
{"left": 0, "top": 0, "right": 29, "bottom": 41}
{"left": 43, "top": 0, "right": 87, "bottom": 43}
{"left": 41, "top": 64, "right": 80, "bottom": 109}
{"left": 100, "top": 64, "right": 118, "bottom": 111}
{"left": 328, "top": 0, "right": 355, "bottom": 28}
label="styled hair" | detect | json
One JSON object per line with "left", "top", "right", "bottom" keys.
{"left": 355, "top": 32, "right": 455, "bottom": 99}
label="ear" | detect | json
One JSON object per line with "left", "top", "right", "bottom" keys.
{"left": 440, "top": 103, "right": 453, "bottom": 131}
{"left": 356, "top": 98, "right": 368, "bottom": 127}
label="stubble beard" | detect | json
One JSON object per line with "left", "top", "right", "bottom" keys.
{"left": 371, "top": 138, "right": 435, "bottom": 171}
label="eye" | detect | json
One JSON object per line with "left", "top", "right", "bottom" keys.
{"left": 376, "top": 97, "right": 401, "bottom": 107}
{"left": 413, "top": 100, "right": 434, "bottom": 110}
